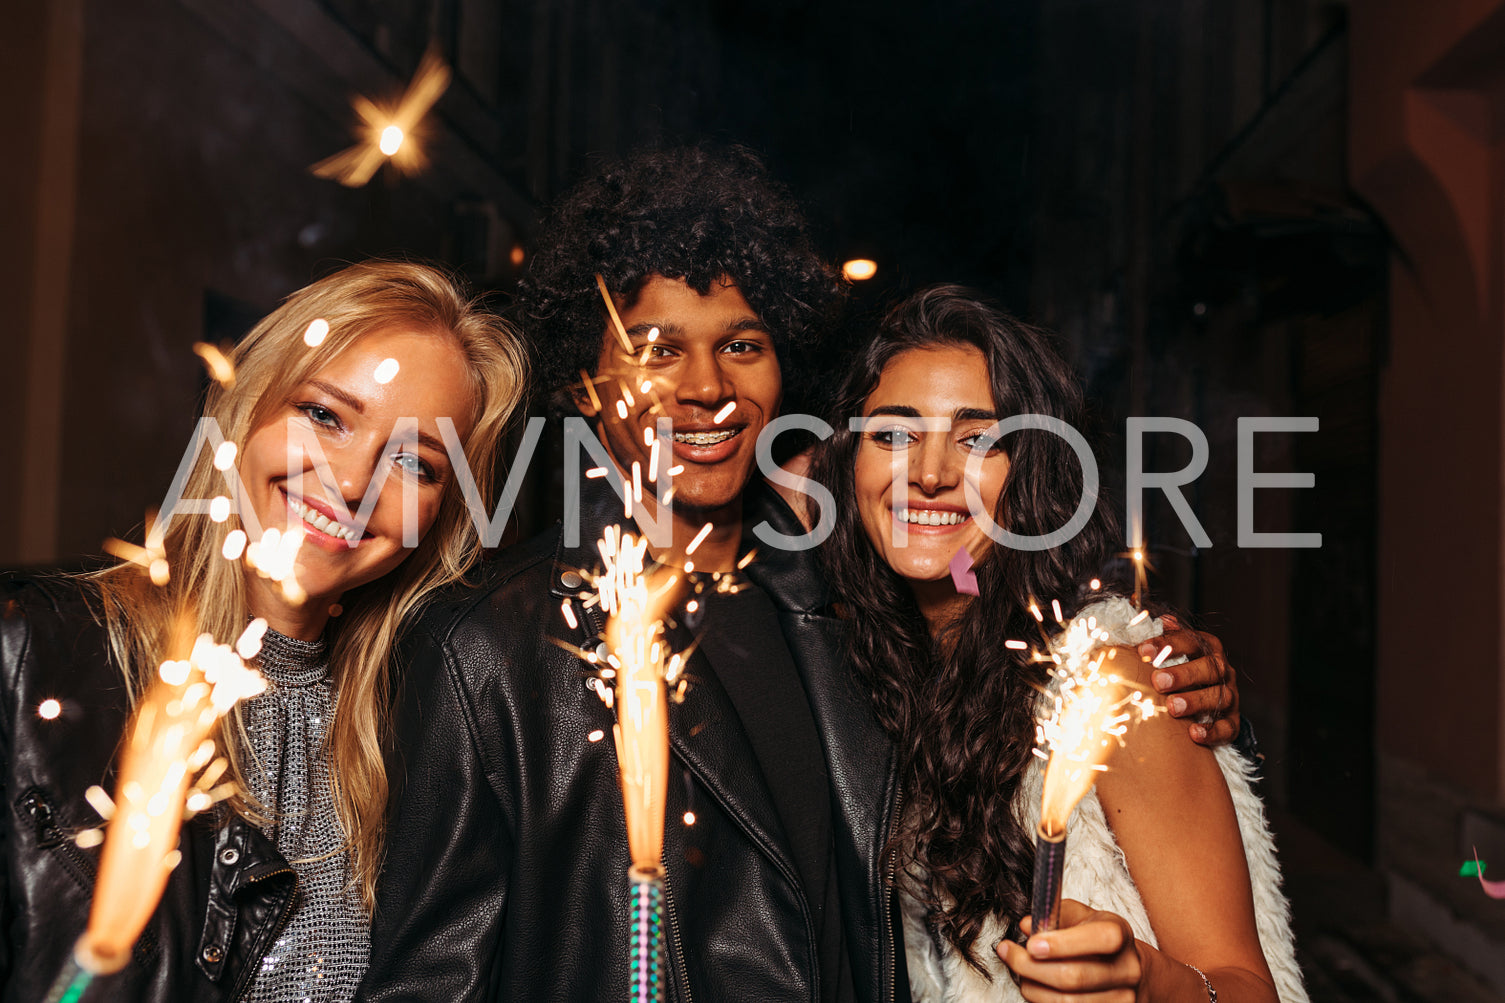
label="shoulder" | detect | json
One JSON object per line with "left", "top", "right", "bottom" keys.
{"left": 767, "top": 448, "right": 816, "bottom": 531}
{"left": 1, "top": 572, "right": 108, "bottom": 690}
{"left": 399, "top": 527, "right": 578, "bottom": 696}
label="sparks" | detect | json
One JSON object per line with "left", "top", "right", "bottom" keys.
{"left": 38, "top": 698, "right": 61, "bottom": 720}
{"left": 191, "top": 342, "right": 235, "bottom": 389}
{"left": 684, "top": 523, "right": 714, "bottom": 556}
{"left": 310, "top": 50, "right": 451, "bottom": 188}
{"left": 373, "top": 358, "right": 400, "bottom": 384}
{"left": 1035, "top": 612, "right": 1161, "bottom": 835}
{"left": 595, "top": 274, "right": 634, "bottom": 354}
{"left": 303, "top": 318, "right": 330, "bottom": 347}
{"left": 72, "top": 611, "right": 266, "bottom": 975}
{"left": 590, "top": 530, "right": 685, "bottom": 873}
{"left": 713, "top": 402, "right": 736, "bottom": 424}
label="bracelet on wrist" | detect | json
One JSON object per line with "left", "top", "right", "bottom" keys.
{"left": 1184, "top": 963, "right": 1217, "bottom": 1002}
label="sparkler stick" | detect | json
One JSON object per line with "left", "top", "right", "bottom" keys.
{"left": 592, "top": 529, "right": 685, "bottom": 1003}
{"left": 1030, "top": 611, "right": 1159, "bottom": 934}
{"left": 46, "top": 612, "right": 266, "bottom": 994}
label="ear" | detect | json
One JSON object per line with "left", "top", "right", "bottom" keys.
{"left": 569, "top": 370, "right": 602, "bottom": 417}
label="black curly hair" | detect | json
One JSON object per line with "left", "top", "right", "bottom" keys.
{"left": 515, "top": 144, "right": 844, "bottom": 411}
{"left": 809, "top": 285, "right": 1119, "bottom": 973}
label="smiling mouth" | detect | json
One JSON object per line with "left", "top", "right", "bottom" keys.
{"left": 286, "top": 493, "right": 363, "bottom": 543}
{"left": 673, "top": 428, "right": 740, "bottom": 446}
{"left": 898, "top": 509, "right": 969, "bottom": 526}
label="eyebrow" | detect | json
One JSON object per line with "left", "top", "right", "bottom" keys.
{"left": 303, "top": 379, "right": 449, "bottom": 455}
{"left": 865, "top": 405, "right": 1001, "bottom": 421}
{"left": 623, "top": 316, "right": 771, "bottom": 339}
{"left": 307, "top": 380, "right": 366, "bottom": 414}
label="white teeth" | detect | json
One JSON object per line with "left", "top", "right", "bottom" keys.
{"left": 292, "top": 498, "right": 357, "bottom": 542}
{"left": 673, "top": 429, "right": 738, "bottom": 446}
{"left": 899, "top": 509, "right": 965, "bottom": 526}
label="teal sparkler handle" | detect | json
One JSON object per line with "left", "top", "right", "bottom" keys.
{"left": 42, "top": 957, "right": 94, "bottom": 1003}
{"left": 628, "top": 867, "right": 666, "bottom": 1003}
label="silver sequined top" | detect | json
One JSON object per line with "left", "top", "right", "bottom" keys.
{"left": 241, "top": 628, "right": 370, "bottom": 1003}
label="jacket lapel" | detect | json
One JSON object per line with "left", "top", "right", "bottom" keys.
{"left": 742, "top": 484, "right": 901, "bottom": 1003}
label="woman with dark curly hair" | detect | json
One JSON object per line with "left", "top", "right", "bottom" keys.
{"left": 806, "top": 286, "right": 1306, "bottom": 1002}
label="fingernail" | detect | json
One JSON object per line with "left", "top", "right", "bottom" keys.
{"left": 1153, "top": 671, "right": 1173, "bottom": 691}
{"left": 1028, "top": 936, "right": 1050, "bottom": 958}
{"left": 1170, "top": 696, "right": 1187, "bottom": 715}
{"left": 1191, "top": 724, "right": 1206, "bottom": 741}
{"left": 1138, "top": 642, "right": 1156, "bottom": 658}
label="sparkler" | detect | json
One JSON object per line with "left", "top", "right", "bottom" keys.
{"left": 310, "top": 50, "right": 451, "bottom": 188}
{"left": 1029, "top": 611, "right": 1159, "bottom": 933}
{"left": 590, "top": 528, "right": 687, "bottom": 1003}
{"left": 46, "top": 613, "right": 267, "bottom": 999}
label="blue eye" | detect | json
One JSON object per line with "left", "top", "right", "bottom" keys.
{"left": 393, "top": 452, "right": 434, "bottom": 480}
{"left": 298, "top": 403, "right": 340, "bottom": 428}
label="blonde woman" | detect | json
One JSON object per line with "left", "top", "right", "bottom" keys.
{"left": 1, "top": 261, "right": 527, "bottom": 1001}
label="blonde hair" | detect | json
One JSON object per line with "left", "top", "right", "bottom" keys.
{"left": 93, "top": 260, "right": 529, "bottom": 910}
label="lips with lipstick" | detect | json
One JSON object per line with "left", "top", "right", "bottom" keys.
{"left": 284, "top": 491, "right": 368, "bottom": 546}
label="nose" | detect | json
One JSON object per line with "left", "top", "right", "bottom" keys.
{"left": 912, "top": 435, "right": 960, "bottom": 495}
{"left": 675, "top": 348, "right": 732, "bottom": 409}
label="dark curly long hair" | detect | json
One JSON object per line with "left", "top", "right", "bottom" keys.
{"left": 515, "top": 144, "right": 844, "bottom": 411}
{"left": 809, "top": 285, "right": 1118, "bottom": 970}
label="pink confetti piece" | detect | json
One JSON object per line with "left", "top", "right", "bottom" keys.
{"left": 1474, "top": 849, "right": 1505, "bottom": 899}
{"left": 949, "top": 548, "right": 979, "bottom": 596}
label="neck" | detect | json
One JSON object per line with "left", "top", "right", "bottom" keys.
{"left": 246, "top": 576, "right": 331, "bottom": 641}
{"left": 599, "top": 446, "right": 746, "bottom": 573}
{"left": 911, "top": 577, "right": 968, "bottom": 638}
{"left": 632, "top": 489, "right": 744, "bottom": 573}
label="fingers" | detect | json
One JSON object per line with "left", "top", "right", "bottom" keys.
{"left": 1138, "top": 626, "right": 1223, "bottom": 672}
{"left": 1191, "top": 713, "right": 1240, "bottom": 746}
{"left": 999, "top": 933, "right": 1141, "bottom": 1001}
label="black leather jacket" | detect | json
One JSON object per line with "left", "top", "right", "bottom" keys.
{"left": 358, "top": 479, "right": 909, "bottom": 1003}
{"left": 0, "top": 573, "right": 296, "bottom": 1002}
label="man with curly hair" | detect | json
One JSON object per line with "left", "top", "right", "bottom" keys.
{"left": 359, "top": 145, "right": 1241, "bottom": 1003}
{"left": 361, "top": 145, "right": 893, "bottom": 1003}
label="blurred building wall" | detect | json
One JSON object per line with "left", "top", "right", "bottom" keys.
{"left": 1350, "top": 0, "right": 1505, "bottom": 988}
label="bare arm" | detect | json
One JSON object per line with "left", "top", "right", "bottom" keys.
{"left": 1000, "top": 646, "right": 1277, "bottom": 1002}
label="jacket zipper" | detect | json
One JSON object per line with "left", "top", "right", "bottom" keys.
{"left": 230, "top": 864, "right": 297, "bottom": 1002}
{"left": 21, "top": 790, "right": 97, "bottom": 891}
{"left": 886, "top": 782, "right": 905, "bottom": 1003}
{"left": 22, "top": 789, "right": 162, "bottom": 960}
{"left": 658, "top": 863, "right": 693, "bottom": 1003}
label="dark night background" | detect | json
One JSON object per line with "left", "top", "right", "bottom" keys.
{"left": 4, "top": 0, "right": 1505, "bottom": 998}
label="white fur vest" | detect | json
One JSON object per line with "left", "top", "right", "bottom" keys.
{"left": 899, "top": 599, "right": 1308, "bottom": 1003}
